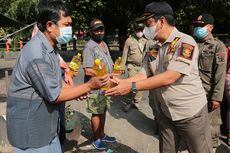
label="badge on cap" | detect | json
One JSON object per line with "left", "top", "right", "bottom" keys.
{"left": 176, "top": 43, "right": 194, "bottom": 64}
{"left": 94, "top": 20, "right": 102, "bottom": 25}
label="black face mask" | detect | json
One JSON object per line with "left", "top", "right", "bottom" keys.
{"left": 92, "top": 34, "right": 104, "bottom": 42}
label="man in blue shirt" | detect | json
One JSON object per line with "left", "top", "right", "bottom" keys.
{"left": 7, "top": 1, "right": 109, "bottom": 153}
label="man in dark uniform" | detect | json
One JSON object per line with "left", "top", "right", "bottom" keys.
{"left": 193, "top": 13, "right": 227, "bottom": 148}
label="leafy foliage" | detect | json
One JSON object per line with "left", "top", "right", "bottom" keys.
{"left": 0, "top": 0, "right": 229, "bottom": 39}
{"left": 65, "top": 0, "right": 229, "bottom": 36}
{"left": 7, "top": 0, "right": 39, "bottom": 24}
{"left": 66, "top": 0, "right": 106, "bottom": 30}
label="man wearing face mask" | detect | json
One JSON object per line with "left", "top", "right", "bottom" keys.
{"left": 193, "top": 13, "right": 227, "bottom": 148}
{"left": 106, "top": 2, "right": 213, "bottom": 153}
{"left": 82, "top": 19, "right": 116, "bottom": 150}
{"left": 6, "top": 2, "right": 109, "bottom": 153}
{"left": 120, "top": 22, "right": 147, "bottom": 112}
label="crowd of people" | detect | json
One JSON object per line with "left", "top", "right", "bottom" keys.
{"left": 5, "top": 1, "right": 230, "bottom": 153}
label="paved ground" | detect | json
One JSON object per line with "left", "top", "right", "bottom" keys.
{"left": 0, "top": 58, "right": 230, "bottom": 153}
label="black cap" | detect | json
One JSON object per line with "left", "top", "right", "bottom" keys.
{"left": 134, "top": 22, "right": 145, "bottom": 30}
{"left": 137, "top": 2, "right": 174, "bottom": 22}
{"left": 90, "top": 19, "right": 104, "bottom": 30}
{"left": 193, "top": 13, "right": 214, "bottom": 25}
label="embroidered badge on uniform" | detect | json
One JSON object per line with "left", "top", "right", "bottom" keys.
{"left": 177, "top": 43, "right": 194, "bottom": 64}
{"left": 167, "top": 37, "right": 180, "bottom": 54}
{"left": 216, "top": 51, "right": 226, "bottom": 63}
{"left": 148, "top": 48, "right": 158, "bottom": 62}
{"left": 167, "top": 37, "right": 180, "bottom": 61}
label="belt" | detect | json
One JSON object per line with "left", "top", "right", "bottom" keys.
{"left": 127, "top": 62, "right": 141, "bottom": 67}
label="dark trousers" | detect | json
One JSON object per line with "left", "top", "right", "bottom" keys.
{"left": 59, "top": 103, "right": 66, "bottom": 153}
{"left": 158, "top": 105, "right": 213, "bottom": 153}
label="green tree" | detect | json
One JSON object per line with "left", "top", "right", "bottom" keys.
{"left": 1, "top": 0, "right": 229, "bottom": 40}
{"left": 7, "top": 0, "right": 39, "bottom": 24}
{"left": 0, "top": 0, "right": 14, "bottom": 14}
{"left": 66, "top": 0, "right": 106, "bottom": 30}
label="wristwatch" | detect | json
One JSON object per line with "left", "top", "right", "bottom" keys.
{"left": 131, "top": 82, "right": 137, "bottom": 94}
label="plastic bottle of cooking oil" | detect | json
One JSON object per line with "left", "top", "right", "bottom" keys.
{"left": 113, "top": 56, "right": 122, "bottom": 74}
{"left": 93, "top": 59, "right": 109, "bottom": 90}
{"left": 69, "top": 53, "right": 81, "bottom": 77}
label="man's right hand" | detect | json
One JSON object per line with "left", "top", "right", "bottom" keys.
{"left": 87, "top": 74, "right": 110, "bottom": 90}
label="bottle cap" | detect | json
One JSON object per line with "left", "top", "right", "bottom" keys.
{"left": 95, "top": 59, "right": 101, "bottom": 65}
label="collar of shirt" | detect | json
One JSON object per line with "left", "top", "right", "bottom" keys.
{"left": 154, "top": 27, "right": 179, "bottom": 48}
{"left": 89, "top": 39, "right": 109, "bottom": 54}
{"left": 36, "top": 30, "right": 55, "bottom": 53}
{"left": 164, "top": 27, "right": 180, "bottom": 44}
{"left": 204, "top": 34, "right": 214, "bottom": 44}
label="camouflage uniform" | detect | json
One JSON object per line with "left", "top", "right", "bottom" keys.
{"left": 197, "top": 35, "right": 227, "bottom": 147}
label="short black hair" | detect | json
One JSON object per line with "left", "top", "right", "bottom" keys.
{"left": 154, "top": 14, "right": 176, "bottom": 26}
{"left": 37, "top": 1, "right": 71, "bottom": 32}
{"left": 164, "top": 15, "right": 176, "bottom": 26}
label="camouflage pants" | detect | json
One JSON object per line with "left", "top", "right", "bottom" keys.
{"left": 86, "top": 94, "right": 111, "bottom": 114}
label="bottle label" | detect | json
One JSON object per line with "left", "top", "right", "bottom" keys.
{"left": 69, "top": 62, "right": 77, "bottom": 70}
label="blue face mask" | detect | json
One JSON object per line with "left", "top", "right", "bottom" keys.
{"left": 193, "top": 27, "right": 208, "bottom": 39}
{"left": 56, "top": 26, "right": 73, "bottom": 44}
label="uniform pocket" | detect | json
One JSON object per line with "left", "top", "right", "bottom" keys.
{"left": 198, "top": 53, "right": 214, "bottom": 72}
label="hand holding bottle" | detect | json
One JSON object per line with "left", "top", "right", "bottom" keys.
{"left": 93, "top": 59, "right": 111, "bottom": 90}
{"left": 87, "top": 74, "right": 110, "bottom": 90}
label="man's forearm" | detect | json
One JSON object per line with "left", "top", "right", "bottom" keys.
{"left": 136, "top": 70, "right": 181, "bottom": 91}
{"left": 56, "top": 82, "right": 91, "bottom": 103}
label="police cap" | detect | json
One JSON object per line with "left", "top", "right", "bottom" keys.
{"left": 134, "top": 22, "right": 145, "bottom": 30}
{"left": 193, "top": 13, "right": 214, "bottom": 25}
{"left": 137, "top": 2, "right": 174, "bottom": 22}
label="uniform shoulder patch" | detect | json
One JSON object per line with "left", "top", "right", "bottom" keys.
{"left": 213, "top": 37, "right": 227, "bottom": 63}
{"left": 216, "top": 51, "right": 226, "bottom": 63}
{"left": 167, "top": 37, "right": 180, "bottom": 54}
{"left": 176, "top": 43, "right": 195, "bottom": 65}
{"left": 167, "top": 37, "right": 181, "bottom": 61}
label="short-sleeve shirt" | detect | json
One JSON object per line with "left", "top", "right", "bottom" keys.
{"left": 82, "top": 39, "right": 113, "bottom": 93}
{"left": 141, "top": 28, "right": 207, "bottom": 121}
{"left": 7, "top": 30, "right": 62, "bottom": 148}
{"left": 121, "top": 35, "right": 147, "bottom": 69}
